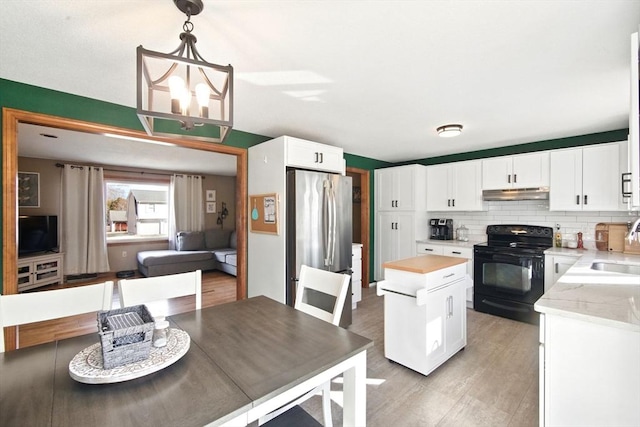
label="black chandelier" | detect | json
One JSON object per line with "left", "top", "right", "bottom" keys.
{"left": 137, "top": 0, "right": 233, "bottom": 143}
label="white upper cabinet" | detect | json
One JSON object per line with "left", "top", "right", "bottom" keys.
{"left": 550, "top": 142, "right": 626, "bottom": 211}
{"left": 427, "top": 160, "right": 483, "bottom": 211}
{"left": 375, "top": 165, "right": 427, "bottom": 211}
{"left": 285, "top": 137, "right": 344, "bottom": 174}
{"left": 482, "top": 152, "right": 549, "bottom": 190}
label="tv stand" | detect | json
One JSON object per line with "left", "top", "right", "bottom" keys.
{"left": 17, "top": 252, "right": 64, "bottom": 292}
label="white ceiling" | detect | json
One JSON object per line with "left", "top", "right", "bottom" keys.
{"left": 1, "top": 0, "right": 639, "bottom": 168}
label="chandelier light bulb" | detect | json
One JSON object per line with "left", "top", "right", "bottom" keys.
{"left": 168, "top": 76, "right": 186, "bottom": 114}
{"left": 195, "top": 83, "right": 211, "bottom": 118}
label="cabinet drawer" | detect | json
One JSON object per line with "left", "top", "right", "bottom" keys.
{"left": 351, "top": 260, "right": 362, "bottom": 280}
{"left": 425, "top": 263, "right": 466, "bottom": 291}
{"left": 352, "top": 245, "right": 362, "bottom": 260}
{"left": 442, "top": 247, "right": 472, "bottom": 259}
{"left": 416, "top": 243, "right": 444, "bottom": 255}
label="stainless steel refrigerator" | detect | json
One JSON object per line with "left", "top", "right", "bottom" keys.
{"left": 286, "top": 169, "right": 353, "bottom": 327}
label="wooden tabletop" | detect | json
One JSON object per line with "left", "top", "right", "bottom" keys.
{"left": 0, "top": 296, "right": 373, "bottom": 427}
{"left": 383, "top": 254, "right": 467, "bottom": 274}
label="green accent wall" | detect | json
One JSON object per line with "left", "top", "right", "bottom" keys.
{"left": 394, "top": 129, "right": 629, "bottom": 167}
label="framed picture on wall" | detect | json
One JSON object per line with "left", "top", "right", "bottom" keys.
{"left": 206, "top": 202, "right": 217, "bottom": 213}
{"left": 18, "top": 171, "right": 40, "bottom": 208}
{"left": 206, "top": 190, "right": 216, "bottom": 202}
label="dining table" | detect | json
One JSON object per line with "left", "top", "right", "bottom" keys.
{"left": 0, "top": 296, "right": 373, "bottom": 427}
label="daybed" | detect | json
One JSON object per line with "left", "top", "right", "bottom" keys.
{"left": 137, "top": 229, "right": 237, "bottom": 277}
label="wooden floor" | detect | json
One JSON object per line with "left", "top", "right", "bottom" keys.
{"left": 17, "top": 277, "right": 538, "bottom": 426}
{"left": 299, "top": 286, "right": 539, "bottom": 427}
{"left": 16, "top": 270, "right": 237, "bottom": 349}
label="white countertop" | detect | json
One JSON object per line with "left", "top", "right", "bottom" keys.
{"left": 415, "top": 239, "right": 485, "bottom": 248}
{"left": 535, "top": 249, "right": 640, "bottom": 331}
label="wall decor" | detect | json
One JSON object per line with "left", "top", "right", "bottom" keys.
{"left": 18, "top": 171, "right": 40, "bottom": 207}
{"left": 352, "top": 186, "right": 361, "bottom": 203}
{"left": 249, "top": 193, "right": 278, "bottom": 235}
{"left": 206, "top": 202, "right": 217, "bottom": 213}
{"left": 206, "top": 190, "right": 216, "bottom": 202}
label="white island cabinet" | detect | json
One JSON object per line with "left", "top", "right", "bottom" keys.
{"left": 535, "top": 250, "right": 640, "bottom": 427}
{"left": 377, "top": 255, "right": 467, "bottom": 376}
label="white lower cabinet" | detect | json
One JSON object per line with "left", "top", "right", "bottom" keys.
{"left": 540, "top": 313, "right": 640, "bottom": 427}
{"left": 544, "top": 254, "right": 580, "bottom": 288}
{"left": 378, "top": 263, "right": 467, "bottom": 376}
{"left": 17, "top": 252, "right": 64, "bottom": 292}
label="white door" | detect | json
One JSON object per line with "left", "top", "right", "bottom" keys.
{"left": 451, "top": 160, "right": 482, "bottom": 210}
{"left": 425, "top": 284, "right": 448, "bottom": 368}
{"left": 376, "top": 212, "right": 397, "bottom": 280}
{"left": 394, "top": 166, "right": 416, "bottom": 210}
{"left": 549, "top": 148, "right": 582, "bottom": 211}
{"left": 376, "top": 169, "right": 395, "bottom": 211}
{"left": 481, "top": 156, "right": 512, "bottom": 189}
{"left": 426, "top": 164, "right": 450, "bottom": 211}
{"left": 581, "top": 144, "right": 620, "bottom": 211}
{"left": 445, "top": 279, "right": 466, "bottom": 353}
{"left": 395, "top": 212, "right": 416, "bottom": 261}
{"left": 512, "top": 152, "right": 550, "bottom": 188}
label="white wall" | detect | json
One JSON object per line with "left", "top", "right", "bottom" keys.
{"left": 429, "top": 200, "right": 639, "bottom": 249}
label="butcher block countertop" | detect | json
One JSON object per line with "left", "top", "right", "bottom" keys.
{"left": 383, "top": 254, "right": 467, "bottom": 274}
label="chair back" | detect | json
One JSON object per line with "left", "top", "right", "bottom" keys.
{"left": 0, "top": 281, "right": 114, "bottom": 352}
{"left": 294, "top": 265, "right": 350, "bottom": 326}
{"left": 118, "top": 270, "right": 202, "bottom": 316}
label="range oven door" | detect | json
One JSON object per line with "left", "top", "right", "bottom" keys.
{"left": 473, "top": 249, "right": 545, "bottom": 324}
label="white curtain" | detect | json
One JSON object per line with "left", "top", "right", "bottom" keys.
{"left": 61, "top": 164, "right": 110, "bottom": 275}
{"left": 168, "top": 174, "right": 204, "bottom": 249}
{"left": 126, "top": 191, "right": 137, "bottom": 235}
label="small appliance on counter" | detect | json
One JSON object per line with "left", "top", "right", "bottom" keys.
{"left": 429, "top": 218, "right": 453, "bottom": 240}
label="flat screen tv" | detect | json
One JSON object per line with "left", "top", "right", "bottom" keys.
{"left": 18, "top": 215, "right": 59, "bottom": 256}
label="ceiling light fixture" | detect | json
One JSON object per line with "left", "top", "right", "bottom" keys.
{"left": 437, "top": 124, "right": 463, "bottom": 138}
{"left": 136, "top": 0, "right": 233, "bottom": 143}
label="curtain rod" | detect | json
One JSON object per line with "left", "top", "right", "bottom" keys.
{"left": 54, "top": 163, "right": 204, "bottom": 178}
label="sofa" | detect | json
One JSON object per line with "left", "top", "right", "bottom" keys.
{"left": 137, "top": 229, "right": 237, "bottom": 277}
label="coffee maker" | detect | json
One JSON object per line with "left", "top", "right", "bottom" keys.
{"left": 430, "top": 218, "right": 453, "bottom": 240}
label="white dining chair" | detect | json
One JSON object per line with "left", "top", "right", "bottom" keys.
{"left": 259, "top": 265, "right": 350, "bottom": 427}
{"left": 117, "top": 270, "right": 202, "bottom": 316}
{"left": 0, "top": 281, "right": 114, "bottom": 353}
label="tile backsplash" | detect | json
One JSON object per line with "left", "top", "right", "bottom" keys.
{"left": 430, "top": 200, "right": 639, "bottom": 249}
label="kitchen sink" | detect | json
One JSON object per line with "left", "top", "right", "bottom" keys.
{"left": 590, "top": 262, "right": 640, "bottom": 275}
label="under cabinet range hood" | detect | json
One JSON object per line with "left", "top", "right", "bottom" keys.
{"left": 482, "top": 187, "right": 549, "bottom": 201}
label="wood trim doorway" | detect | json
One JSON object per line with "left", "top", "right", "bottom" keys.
{"left": 346, "top": 167, "right": 370, "bottom": 288}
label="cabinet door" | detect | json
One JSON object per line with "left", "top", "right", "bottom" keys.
{"left": 376, "top": 212, "right": 397, "bottom": 280}
{"left": 395, "top": 212, "right": 416, "bottom": 261}
{"left": 425, "top": 284, "right": 449, "bottom": 367}
{"left": 481, "top": 156, "right": 513, "bottom": 190}
{"left": 451, "top": 160, "right": 482, "bottom": 210}
{"left": 376, "top": 169, "right": 396, "bottom": 211}
{"left": 581, "top": 143, "right": 621, "bottom": 211}
{"left": 286, "top": 139, "right": 344, "bottom": 173}
{"left": 445, "top": 279, "right": 466, "bottom": 353}
{"left": 426, "top": 164, "right": 450, "bottom": 211}
{"left": 549, "top": 148, "right": 582, "bottom": 211}
{"left": 512, "top": 152, "right": 549, "bottom": 188}
{"left": 394, "top": 166, "right": 416, "bottom": 210}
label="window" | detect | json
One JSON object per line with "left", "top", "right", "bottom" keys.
{"left": 105, "top": 180, "right": 169, "bottom": 241}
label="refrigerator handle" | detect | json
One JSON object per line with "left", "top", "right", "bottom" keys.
{"left": 323, "top": 180, "right": 332, "bottom": 266}
{"left": 330, "top": 181, "right": 337, "bottom": 265}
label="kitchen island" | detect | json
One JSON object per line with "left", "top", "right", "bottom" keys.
{"left": 377, "top": 254, "right": 469, "bottom": 376}
{"left": 535, "top": 249, "right": 640, "bottom": 427}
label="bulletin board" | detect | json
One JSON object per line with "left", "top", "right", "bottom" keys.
{"left": 249, "top": 193, "right": 279, "bottom": 235}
